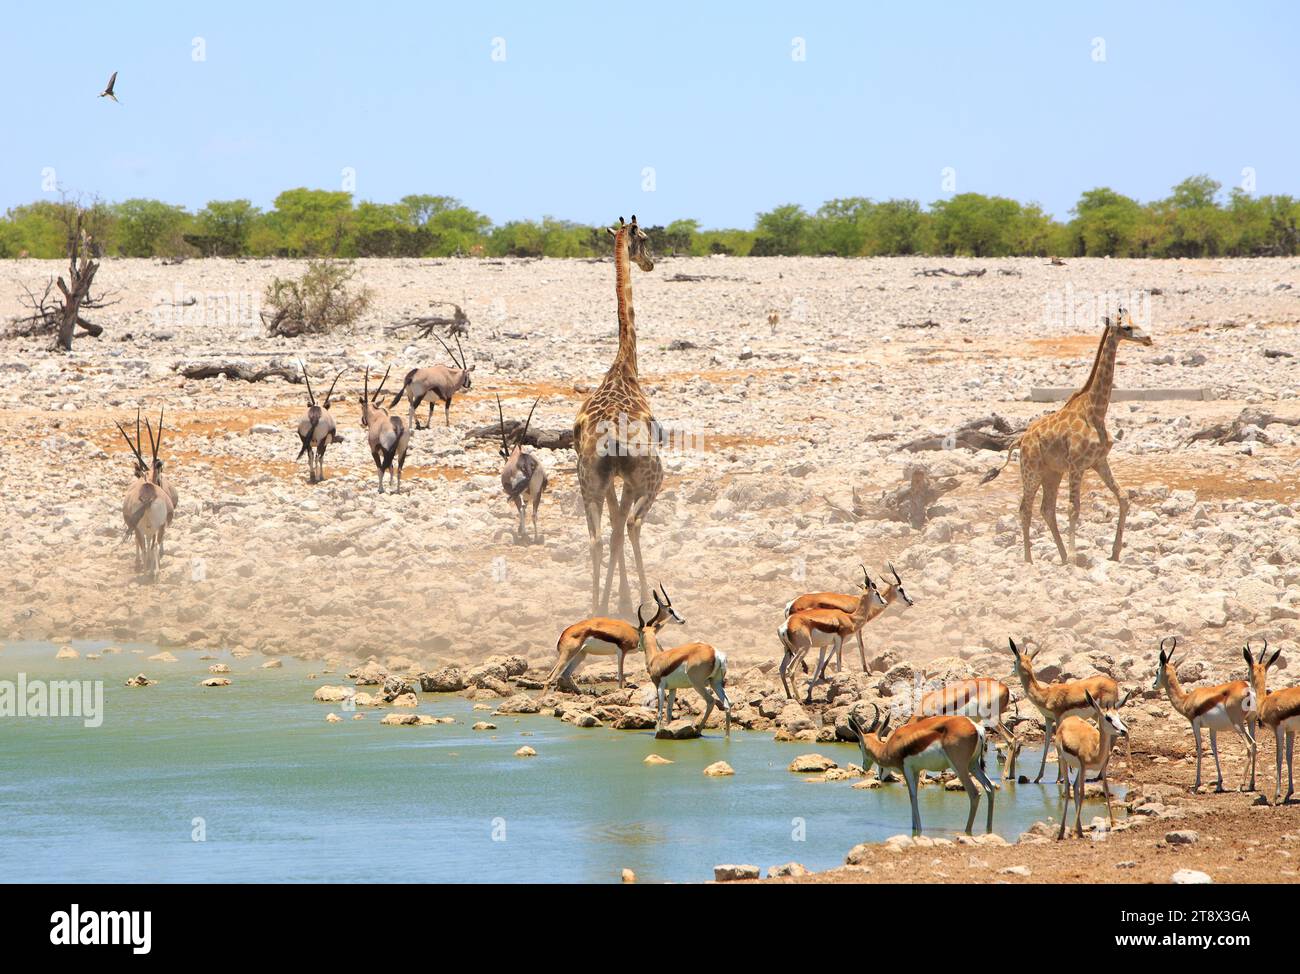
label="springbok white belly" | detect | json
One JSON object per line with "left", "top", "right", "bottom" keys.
{"left": 1195, "top": 704, "right": 1235, "bottom": 732}
{"left": 903, "top": 740, "right": 954, "bottom": 775}
{"left": 579, "top": 637, "right": 624, "bottom": 658}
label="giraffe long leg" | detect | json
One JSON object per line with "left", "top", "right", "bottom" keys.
{"left": 1066, "top": 469, "right": 1083, "bottom": 565}
{"left": 1039, "top": 470, "right": 1068, "bottom": 565}
{"left": 625, "top": 489, "right": 656, "bottom": 612}
{"left": 1019, "top": 467, "right": 1042, "bottom": 564}
{"left": 601, "top": 486, "right": 632, "bottom": 615}
{"left": 580, "top": 474, "right": 608, "bottom": 614}
{"left": 1091, "top": 456, "right": 1130, "bottom": 562}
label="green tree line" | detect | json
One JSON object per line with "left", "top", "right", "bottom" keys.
{"left": 2, "top": 177, "right": 1297, "bottom": 260}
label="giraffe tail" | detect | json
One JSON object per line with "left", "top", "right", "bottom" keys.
{"left": 980, "top": 434, "right": 1022, "bottom": 484}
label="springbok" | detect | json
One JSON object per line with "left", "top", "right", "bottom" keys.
{"left": 778, "top": 576, "right": 887, "bottom": 702}
{"left": 115, "top": 414, "right": 174, "bottom": 579}
{"left": 911, "top": 677, "right": 1019, "bottom": 782}
{"left": 296, "top": 362, "right": 346, "bottom": 483}
{"left": 496, "top": 395, "right": 548, "bottom": 544}
{"left": 359, "top": 367, "right": 412, "bottom": 494}
{"left": 1152, "top": 636, "right": 1256, "bottom": 793}
{"left": 1244, "top": 639, "right": 1297, "bottom": 802}
{"left": 848, "top": 704, "right": 994, "bottom": 835}
{"left": 389, "top": 332, "right": 475, "bottom": 429}
{"left": 785, "top": 563, "right": 915, "bottom": 674}
{"left": 1054, "top": 689, "right": 1130, "bottom": 839}
{"left": 637, "top": 587, "right": 730, "bottom": 738}
{"left": 1007, "top": 637, "right": 1120, "bottom": 783}
{"left": 544, "top": 583, "right": 685, "bottom": 691}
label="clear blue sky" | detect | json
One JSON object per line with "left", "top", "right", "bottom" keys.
{"left": 1, "top": 1, "right": 1295, "bottom": 226}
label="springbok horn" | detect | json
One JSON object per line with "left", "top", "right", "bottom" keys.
{"left": 867, "top": 702, "right": 881, "bottom": 734}
{"left": 300, "top": 360, "right": 315, "bottom": 405}
{"left": 888, "top": 561, "right": 902, "bottom": 584}
{"left": 323, "top": 368, "right": 345, "bottom": 408}
{"left": 658, "top": 583, "right": 671, "bottom": 605}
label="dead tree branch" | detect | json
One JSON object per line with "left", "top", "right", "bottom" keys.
{"left": 384, "top": 302, "right": 470, "bottom": 339}
{"left": 1184, "top": 408, "right": 1300, "bottom": 446}
{"left": 466, "top": 420, "right": 573, "bottom": 450}
{"left": 176, "top": 361, "right": 304, "bottom": 384}
{"left": 898, "top": 414, "right": 1025, "bottom": 453}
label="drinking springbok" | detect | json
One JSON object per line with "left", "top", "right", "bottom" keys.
{"left": 778, "top": 575, "right": 888, "bottom": 702}
{"left": 1007, "top": 637, "right": 1119, "bottom": 782}
{"left": 1152, "top": 636, "right": 1256, "bottom": 793}
{"left": 296, "top": 362, "right": 346, "bottom": 483}
{"left": 389, "top": 333, "right": 475, "bottom": 429}
{"left": 911, "top": 677, "right": 1019, "bottom": 782}
{"left": 637, "top": 587, "right": 730, "bottom": 738}
{"left": 359, "top": 367, "right": 412, "bottom": 494}
{"left": 116, "top": 414, "right": 174, "bottom": 579}
{"left": 1054, "top": 689, "right": 1130, "bottom": 839}
{"left": 785, "top": 564, "right": 914, "bottom": 673}
{"left": 496, "top": 395, "right": 548, "bottom": 544}
{"left": 1243, "top": 639, "right": 1296, "bottom": 802}
{"left": 544, "top": 583, "right": 685, "bottom": 691}
{"left": 848, "top": 704, "right": 995, "bottom": 835}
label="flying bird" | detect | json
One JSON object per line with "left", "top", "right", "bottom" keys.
{"left": 99, "top": 71, "right": 119, "bottom": 102}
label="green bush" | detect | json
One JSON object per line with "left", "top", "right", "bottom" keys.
{"left": 262, "top": 260, "right": 371, "bottom": 336}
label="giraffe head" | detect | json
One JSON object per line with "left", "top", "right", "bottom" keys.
{"left": 1107, "top": 308, "right": 1152, "bottom": 346}
{"left": 607, "top": 215, "right": 654, "bottom": 272}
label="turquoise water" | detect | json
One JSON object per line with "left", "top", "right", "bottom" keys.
{"left": 0, "top": 642, "right": 1109, "bottom": 883}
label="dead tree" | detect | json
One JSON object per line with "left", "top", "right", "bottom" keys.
{"left": 898, "top": 414, "right": 1024, "bottom": 453}
{"left": 914, "top": 267, "right": 986, "bottom": 278}
{"left": 384, "top": 301, "right": 470, "bottom": 340}
{"left": 466, "top": 419, "right": 573, "bottom": 451}
{"left": 1184, "top": 408, "right": 1300, "bottom": 447}
{"left": 10, "top": 202, "right": 117, "bottom": 349}
{"left": 824, "top": 466, "right": 961, "bottom": 528}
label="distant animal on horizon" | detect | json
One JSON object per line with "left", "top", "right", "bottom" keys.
{"left": 389, "top": 333, "right": 474, "bottom": 429}
{"left": 100, "top": 71, "right": 119, "bottom": 102}
{"left": 983, "top": 309, "right": 1152, "bottom": 565}
{"left": 496, "top": 394, "right": 547, "bottom": 544}
{"left": 573, "top": 216, "right": 662, "bottom": 616}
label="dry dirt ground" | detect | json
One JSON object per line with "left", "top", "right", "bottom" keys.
{"left": 0, "top": 255, "right": 1297, "bottom": 877}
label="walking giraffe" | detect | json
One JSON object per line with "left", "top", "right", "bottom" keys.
{"left": 984, "top": 309, "right": 1152, "bottom": 564}
{"left": 573, "top": 216, "right": 663, "bottom": 614}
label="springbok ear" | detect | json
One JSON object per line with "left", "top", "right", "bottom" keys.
{"left": 1243, "top": 645, "right": 1254, "bottom": 667}
{"left": 1268, "top": 650, "right": 1282, "bottom": 670}
{"left": 1008, "top": 637, "right": 1019, "bottom": 656}
{"left": 1084, "top": 690, "right": 1098, "bottom": 711}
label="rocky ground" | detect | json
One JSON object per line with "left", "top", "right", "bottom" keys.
{"left": 1, "top": 254, "right": 1297, "bottom": 876}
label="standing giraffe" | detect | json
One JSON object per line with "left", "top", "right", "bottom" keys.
{"left": 984, "top": 309, "right": 1152, "bottom": 564}
{"left": 573, "top": 216, "right": 662, "bottom": 614}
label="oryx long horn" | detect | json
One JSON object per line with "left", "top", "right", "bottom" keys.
{"left": 143, "top": 417, "right": 158, "bottom": 466}
{"left": 372, "top": 366, "right": 391, "bottom": 403}
{"left": 115, "top": 421, "right": 146, "bottom": 469}
{"left": 432, "top": 332, "right": 457, "bottom": 366}
{"left": 495, "top": 394, "right": 510, "bottom": 454}
{"left": 453, "top": 333, "right": 468, "bottom": 371}
{"left": 518, "top": 396, "right": 540, "bottom": 447}
{"left": 155, "top": 406, "right": 164, "bottom": 458}
{"left": 323, "top": 368, "right": 345, "bottom": 408}
{"left": 301, "top": 360, "right": 316, "bottom": 405}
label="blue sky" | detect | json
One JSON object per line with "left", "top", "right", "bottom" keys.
{"left": 1, "top": 1, "right": 1295, "bottom": 226}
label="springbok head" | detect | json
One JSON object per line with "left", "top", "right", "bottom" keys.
{"left": 885, "top": 563, "right": 915, "bottom": 606}
{"left": 1086, "top": 689, "right": 1129, "bottom": 739}
{"left": 1152, "top": 635, "right": 1181, "bottom": 691}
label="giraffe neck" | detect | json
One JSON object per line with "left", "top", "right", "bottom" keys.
{"left": 1076, "top": 325, "right": 1119, "bottom": 419}
{"left": 612, "top": 229, "right": 637, "bottom": 375}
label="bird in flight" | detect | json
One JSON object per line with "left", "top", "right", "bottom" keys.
{"left": 99, "top": 71, "right": 119, "bottom": 103}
